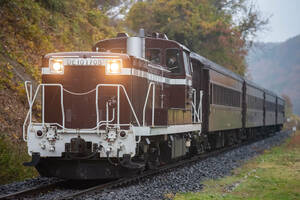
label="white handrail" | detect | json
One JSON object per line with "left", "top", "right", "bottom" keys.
{"left": 198, "top": 90, "right": 203, "bottom": 123}
{"left": 191, "top": 89, "right": 203, "bottom": 123}
{"left": 24, "top": 82, "right": 141, "bottom": 141}
{"left": 142, "top": 82, "right": 156, "bottom": 126}
{"left": 23, "top": 82, "right": 65, "bottom": 141}
{"left": 95, "top": 84, "right": 141, "bottom": 127}
{"left": 191, "top": 102, "right": 200, "bottom": 122}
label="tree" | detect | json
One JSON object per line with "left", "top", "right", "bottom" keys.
{"left": 282, "top": 94, "right": 293, "bottom": 118}
{"left": 95, "top": 0, "right": 136, "bottom": 20}
{"left": 125, "top": 0, "right": 268, "bottom": 76}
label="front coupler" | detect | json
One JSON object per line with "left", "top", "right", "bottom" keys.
{"left": 23, "top": 153, "right": 40, "bottom": 166}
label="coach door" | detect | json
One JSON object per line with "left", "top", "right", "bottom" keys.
{"left": 191, "top": 59, "right": 201, "bottom": 106}
{"left": 191, "top": 59, "right": 202, "bottom": 122}
{"left": 191, "top": 59, "right": 210, "bottom": 131}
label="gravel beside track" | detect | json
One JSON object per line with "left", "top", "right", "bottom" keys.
{"left": 0, "top": 177, "right": 61, "bottom": 196}
{"left": 0, "top": 131, "right": 291, "bottom": 200}
{"left": 79, "top": 131, "right": 291, "bottom": 200}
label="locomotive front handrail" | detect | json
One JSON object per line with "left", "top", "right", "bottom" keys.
{"left": 23, "top": 81, "right": 203, "bottom": 142}
{"left": 23, "top": 82, "right": 65, "bottom": 141}
{"left": 95, "top": 84, "right": 141, "bottom": 127}
{"left": 23, "top": 82, "right": 141, "bottom": 141}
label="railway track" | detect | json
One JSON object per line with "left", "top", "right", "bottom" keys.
{"left": 57, "top": 139, "right": 254, "bottom": 200}
{"left": 0, "top": 146, "right": 235, "bottom": 200}
{"left": 0, "top": 180, "right": 69, "bottom": 200}
{"left": 0, "top": 131, "right": 288, "bottom": 200}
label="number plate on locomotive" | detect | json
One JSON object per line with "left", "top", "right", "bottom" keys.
{"left": 63, "top": 58, "right": 107, "bottom": 66}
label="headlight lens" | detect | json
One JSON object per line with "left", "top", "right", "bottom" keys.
{"left": 106, "top": 60, "right": 122, "bottom": 74}
{"left": 49, "top": 59, "right": 64, "bottom": 73}
{"left": 53, "top": 62, "right": 62, "bottom": 71}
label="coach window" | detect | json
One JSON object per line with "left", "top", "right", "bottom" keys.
{"left": 166, "top": 49, "right": 183, "bottom": 74}
{"left": 146, "top": 49, "right": 161, "bottom": 64}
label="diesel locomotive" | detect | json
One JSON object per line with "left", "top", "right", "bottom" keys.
{"left": 23, "top": 29, "right": 285, "bottom": 180}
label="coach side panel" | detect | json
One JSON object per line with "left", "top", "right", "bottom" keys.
{"left": 277, "top": 98, "right": 285, "bottom": 125}
{"left": 209, "top": 70, "right": 243, "bottom": 131}
{"left": 265, "top": 93, "right": 276, "bottom": 126}
{"left": 245, "top": 84, "right": 264, "bottom": 128}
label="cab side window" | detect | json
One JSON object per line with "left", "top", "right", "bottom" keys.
{"left": 110, "top": 48, "right": 125, "bottom": 53}
{"left": 146, "top": 49, "right": 161, "bottom": 64}
{"left": 183, "top": 51, "right": 191, "bottom": 75}
{"left": 166, "top": 49, "right": 183, "bottom": 74}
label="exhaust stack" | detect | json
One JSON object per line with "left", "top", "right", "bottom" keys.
{"left": 126, "top": 28, "right": 145, "bottom": 58}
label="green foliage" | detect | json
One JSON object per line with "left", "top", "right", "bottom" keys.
{"left": 0, "top": 62, "right": 14, "bottom": 90}
{"left": 0, "top": 0, "right": 118, "bottom": 84}
{"left": 0, "top": 1, "right": 120, "bottom": 183}
{"left": 36, "top": 0, "right": 66, "bottom": 13}
{"left": 0, "top": 135, "right": 38, "bottom": 184}
{"left": 283, "top": 95, "right": 293, "bottom": 118}
{"left": 126, "top": 0, "right": 266, "bottom": 76}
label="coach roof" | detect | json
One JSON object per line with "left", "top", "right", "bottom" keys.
{"left": 190, "top": 52, "right": 244, "bottom": 82}
{"left": 245, "top": 79, "right": 265, "bottom": 92}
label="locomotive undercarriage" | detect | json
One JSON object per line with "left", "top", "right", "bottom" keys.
{"left": 25, "top": 131, "right": 207, "bottom": 180}
{"left": 28, "top": 126, "right": 281, "bottom": 180}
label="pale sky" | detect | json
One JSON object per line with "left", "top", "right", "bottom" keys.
{"left": 255, "top": 0, "right": 300, "bottom": 43}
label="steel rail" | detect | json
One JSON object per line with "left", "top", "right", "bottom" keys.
{"left": 57, "top": 146, "right": 240, "bottom": 200}
{"left": 0, "top": 180, "right": 69, "bottom": 200}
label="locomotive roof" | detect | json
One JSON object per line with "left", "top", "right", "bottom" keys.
{"left": 94, "top": 36, "right": 191, "bottom": 52}
{"left": 190, "top": 52, "right": 244, "bottom": 82}
{"left": 44, "top": 51, "right": 129, "bottom": 59}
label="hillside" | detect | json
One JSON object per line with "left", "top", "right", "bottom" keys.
{"left": 0, "top": 0, "right": 119, "bottom": 182}
{"left": 247, "top": 35, "right": 300, "bottom": 115}
{"left": 0, "top": 0, "right": 117, "bottom": 139}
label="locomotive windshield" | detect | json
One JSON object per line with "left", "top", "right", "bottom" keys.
{"left": 166, "top": 48, "right": 183, "bottom": 74}
{"left": 146, "top": 48, "right": 161, "bottom": 64}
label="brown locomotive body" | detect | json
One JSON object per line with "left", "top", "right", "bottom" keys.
{"left": 43, "top": 37, "right": 194, "bottom": 129}
{"left": 23, "top": 30, "right": 285, "bottom": 180}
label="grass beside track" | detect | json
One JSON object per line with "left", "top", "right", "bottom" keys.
{"left": 0, "top": 135, "right": 38, "bottom": 184}
{"left": 174, "top": 131, "right": 300, "bottom": 200}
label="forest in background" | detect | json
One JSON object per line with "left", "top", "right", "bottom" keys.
{"left": 247, "top": 35, "right": 300, "bottom": 116}
{"left": 0, "top": 0, "right": 291, "bottom": 183}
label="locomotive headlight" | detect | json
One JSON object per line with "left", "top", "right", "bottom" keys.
{"left": 49, "top": 59, "right": 64, "bottom": 74}
{"left": 106, "top": 59, "right": 122, "bottom": 74}
{"left": 53, "top": 62, "right": 63, "bottom": 71}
